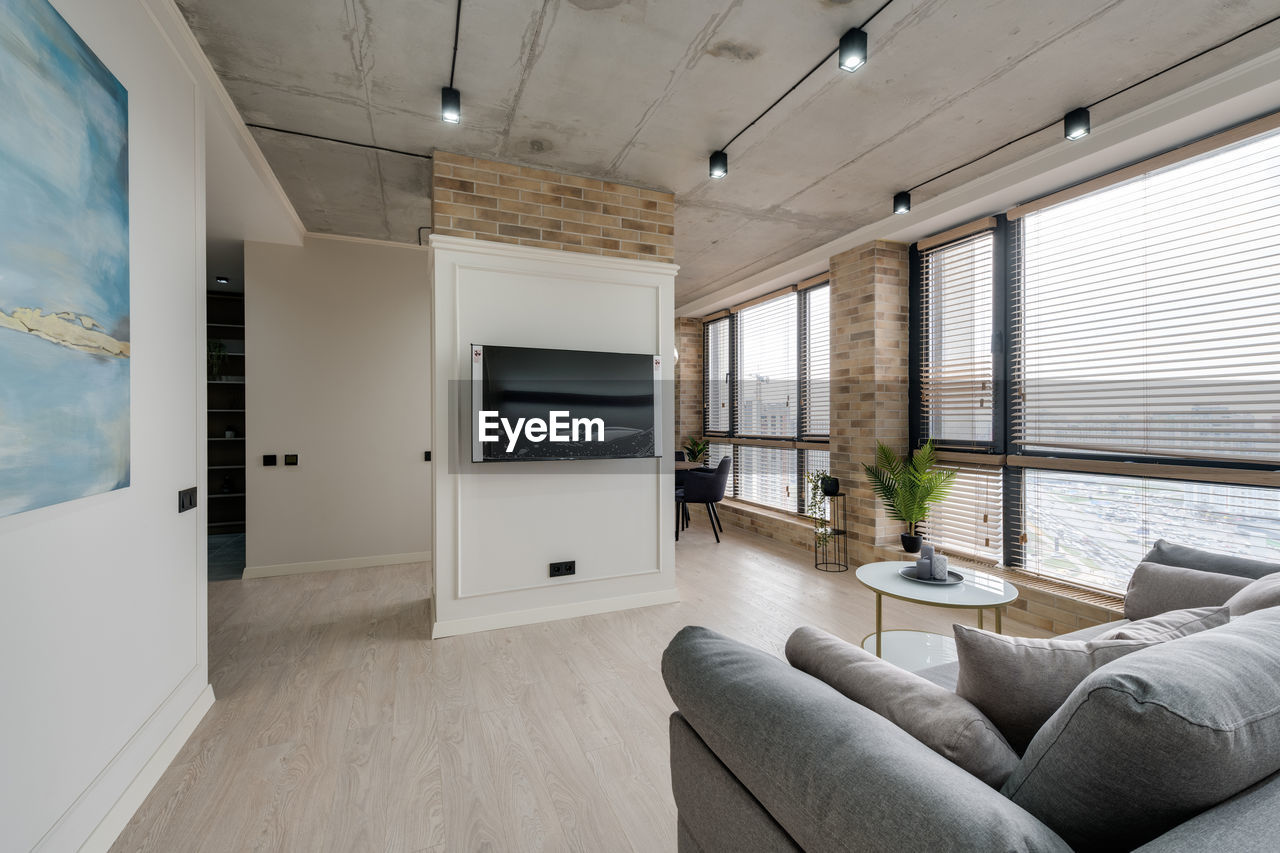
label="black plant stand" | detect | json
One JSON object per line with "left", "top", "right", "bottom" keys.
{"left": 814, "top": 492, "right": 848, "bottom": 573}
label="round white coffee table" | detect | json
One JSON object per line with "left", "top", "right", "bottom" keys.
{"left": 854, "top": 561, "right": 1018, "bottom": 671}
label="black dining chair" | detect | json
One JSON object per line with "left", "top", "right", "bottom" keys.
{"left": 678, "top": 456, "right": 731, "bottom": 543}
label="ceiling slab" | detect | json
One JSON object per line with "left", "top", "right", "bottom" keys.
{"left": 177, "top": 0, "right": 1280, "bottom": 304}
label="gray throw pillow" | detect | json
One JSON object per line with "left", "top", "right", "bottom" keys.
{"left": 1124, "top": 561, "right": 1250, "bottom": 621}
{"left": 953, "top": 628, "right": 1148, "bottom": 754}
{"left": 1002, "top": 607, "right": 1280, "bottom": 852}
{"left": 1094, "top": 605, "right": 1229, "bottom": 642}
{"left": 1225, "top": 572, "right": 1280, "bottom": 617}
{"left": 785, "top": 626, "right": 1018, "bottom": 787}
{"left": 1143, "top": 539, "right": 1280, "bottom": 580}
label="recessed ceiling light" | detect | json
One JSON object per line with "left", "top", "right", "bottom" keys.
{"left": 215, "top": 276, "right": 229, "bottom": 285}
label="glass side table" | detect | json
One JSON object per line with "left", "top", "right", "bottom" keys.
{"left": 853, "top": 560, "right": 1018, "bottom": 672}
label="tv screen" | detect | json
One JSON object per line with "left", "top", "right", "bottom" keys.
{"left": 470, "top": 344, "right": 661, "bottom": 462}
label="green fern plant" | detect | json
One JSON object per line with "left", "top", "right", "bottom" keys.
{"left": 861, "top": 440, "right": 956, "bottom": 535}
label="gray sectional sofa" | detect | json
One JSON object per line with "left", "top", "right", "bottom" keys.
{"left": 663, "top": 542, "right": 1280, "bottom": 852}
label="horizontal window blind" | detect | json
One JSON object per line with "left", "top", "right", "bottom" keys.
{"left": 704, "top": 317, "right": 731, "bottom": 433}
{"left": 920, "top": 464, "right": 1003, "bottom": 564}
{"left": 736, "top": 292, "right": 797, "bottom": 437}
{"left": 1013, "top": 469, "right": 1280, "bottom": 593}
{"left": 735, "top": 445, "right": 797, "bottom": 512}
{"left": 801, "top": 286, "right": 830, "bottom": 438}
{"left": 919, "top": 232, "right": 995, "bottom": 447}
{"left": 1010, "top": 127, "right": 1280, "bottom": 464}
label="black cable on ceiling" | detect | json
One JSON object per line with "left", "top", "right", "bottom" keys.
{"left": 449, "top": 0, "right": 462, "bottom": 88}
{"left": 718, "top": 0, "right": 897, "bottom": 154}
{"left": 903, "top": 10, "right": 1280, "bottom": 197}
{"left": 245, "top": 124, "right": 433, "bottom": 161}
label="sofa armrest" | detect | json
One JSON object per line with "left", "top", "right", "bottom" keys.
{"left": 662, "top": 626, "right": 1072, "bottom": 853}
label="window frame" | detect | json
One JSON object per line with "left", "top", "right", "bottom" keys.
{"left": 910, "top": 123, "right": 1280, "bottom": 593}
{"left": 700, "top": 280, "right": 831, "bottom": 516}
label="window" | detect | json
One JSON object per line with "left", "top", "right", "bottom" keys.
{"left": 701, "top": 283, "right": 830, "bottom": 514}
{"left": 704, "top": 318, "right": 731, "bottom": 434}
{"left": 1014, "top": 470, "right": 1280, "bottom": 593}
{"left": 801, "top": 287, "right": 830, "bottom": 438}
{"left": 736, "top": 293, "right": 797, "bottom": 437}
{"left": 913, "top": 120, "right": 1280, "bottom": 593}
{"left": 918, "top": 232, "right": 995, "bottom": 447}
{"left": 919, "top": 463, "right": 1003, "bottom": 564}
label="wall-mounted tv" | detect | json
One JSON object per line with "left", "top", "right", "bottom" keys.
{"left": 470, "top": 344, "right": 662, "bottom": 462}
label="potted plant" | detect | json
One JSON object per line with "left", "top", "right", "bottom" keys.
{"left": 861, "top": 440, "right": 956, "bottom": 554}
{"left": 682, "top": 437, "right": 709, "bottom": 465}
{"left": 806, "top": 470, "right": 832, "bottom": 547}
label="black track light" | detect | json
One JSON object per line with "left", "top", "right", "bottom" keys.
{"left": 839, "top": 27, "right": 868, "bottom": 72}
{"left": 1064, "top": 107, "right": 1090, "bottom": 140}
{"left": 709, "top": 150, "right": 728, "bottom": 180}
{"left": 893, "top": 191, "right": 911, "bottom": 215}
{"left": 441, "top": 86, "right": 461, "bottom": 124}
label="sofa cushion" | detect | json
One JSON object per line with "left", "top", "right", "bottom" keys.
{"left": 1093, "top": 606, "right": 1228, "bottom": 642}
{"left": 1143, "top": 539, "right": 1280, "bottom": 579}
{"left": 954, "top": 605, "right": 1229, "bottom": 754}
{"left": 1002, "top": 607, "right": 1280, "bottom": 852}
{"left": 953, "top": 628, "right": 1150, "bottom": 753}
{"left": 1226, "top": 573, "right": 1280, "bottom": 617}
{"left": 1124, "top": 561, "right": 1251, "bottom": 620}
{"left": 785, "top": 626, "right": 1019, "bottom": 787}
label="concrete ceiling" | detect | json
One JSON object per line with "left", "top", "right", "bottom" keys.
{"left": 176, "top": 0, "right": 1280, "bottom": 306}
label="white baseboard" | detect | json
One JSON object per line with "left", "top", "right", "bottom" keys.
{"left": 36, "top": 672, "right": 214, "bottom": 853}
{"left": 431, "top": 586, "right": 680, "bottom": 638}
{"left": 77, "top": 682, "right": 215, "bottom": 852}
{"left": 243, "top": 550, "right": 431, "bottom": 579}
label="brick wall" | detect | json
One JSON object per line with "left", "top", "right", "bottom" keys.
{"left": 828, "top": 241, "right": 912, "bottom": 564}
{"left": 431, "top": 151, "right": 675, "bottom": 262}
{"left": 675, "top": 317, "right": 703, "bottom": 450}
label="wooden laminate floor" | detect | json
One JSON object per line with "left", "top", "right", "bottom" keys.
{"left": 110, "top": 525, "right": 1050, "bottom": 853}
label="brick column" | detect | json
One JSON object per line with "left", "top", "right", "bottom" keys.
{"left": 828, "top": 241, "right": 911, "bottom": 563}
{"left": 674, "top": 317, "right": 703, "bottom": 447}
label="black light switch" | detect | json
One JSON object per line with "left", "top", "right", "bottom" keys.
{"left": 263, "top": 454, "right": 277, "bottom": 466}
{"left": 284, "top": 454, "right": 299, "bottom": 466}
{"left": 178, "top": 487, "right": 197, "bottom": 513}
{"left": 424, "top": 451, "right": 431, "bottom": 462}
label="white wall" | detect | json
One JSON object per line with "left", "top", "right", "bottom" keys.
{"left": 430, "top": 236, "right": 678, "bottom": 637}
{"left": 0, "top": 1, "right": 212, "bottom": 849}
{"left": 244, "top": 236, "right": 432, "bottom": 576}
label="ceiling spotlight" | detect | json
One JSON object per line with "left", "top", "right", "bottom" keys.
{"left": 893, "top": 191, "right": 911, "bottom": 215}
{"left": 214, "top": 276, "right": 229, "bottom": 285}
{"left": 1064, "top": 107, "right": 1090, "bottom": 140}
{"left": 441, "top": 86, "right": 461, "bottom": 124}
{"left": 838, "top": 27, "right": 868, "bottom": 72}
{"left": 709, "top": 150, "right": 728, "bottom": 179}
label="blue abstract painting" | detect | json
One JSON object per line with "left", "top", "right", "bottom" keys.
{"left": 0, "top": 0, "right": 129, "bottom": 518}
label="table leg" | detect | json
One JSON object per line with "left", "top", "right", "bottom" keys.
{"left": 995, "top": 607, "right": 1003, "bottom": 635}
{"left": 979, "top": 608, "right": 985, "bottom": 631}
{"left": 875, "top": 593, "right": 882, "bottom": 658}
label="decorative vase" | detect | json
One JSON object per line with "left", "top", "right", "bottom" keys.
{"left": 821, "top": 476, "right": 840, "bottom": 497}
{"left": 901, "top": 533, "right": 923, "bottom": 554}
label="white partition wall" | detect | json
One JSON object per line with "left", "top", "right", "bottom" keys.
{"left": 430, "top": 236, "right": 678, "bottom": 637}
